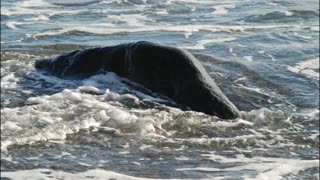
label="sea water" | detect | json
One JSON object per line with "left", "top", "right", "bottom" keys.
{"left": 1, "top": 0, "right": 319, "bottom": 179}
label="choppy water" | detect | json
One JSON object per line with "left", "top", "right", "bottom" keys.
{"left": 1, "top": 0, "right": 319, "bottom": 179}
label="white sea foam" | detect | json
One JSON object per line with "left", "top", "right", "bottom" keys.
{"left": 177, "top": 153, "right": 319, "bottom": 180}
{"left": 212, "top": 4, "right": 236, "bottom": 15}
{"left": 280, "top": 10, "right": 293, "bottom": 16}
{"left": 29, "top": 24, "right": 244, "bottom": 39}
{"left": 107, "top": 14, "right": 152, "bottom": 27}
{"left": 237, "top": 83, "right": 273, "bottom": 97}
{"left": 243, "top": 56, "right": 253, "bottom": 62}
{"left": 0, "top": 63, "right": 177, "bottom": 150}
{"left": 20, "top": 0, "right": 52, "bottom": 7}
{"left": 287, "top": 58, "right": 319, "bottom": 78}
{"left": 6, "top": 21, "right": 19, "bottom": 29}
{"left": 174, "top": 131, "right": 264, "bottom": 146}
{"left": 1, "top": 5, "right": 91, "bottom": 17}
{"left": 310, "top": 26, "right": 320, "bottom": 32}
{"left": 266, "top": 54, "right": 276, "bottom": 61}
{"left": 1, "top": 73, "right": 18, "bottom": 89}
{"left": 0, "top": 168, "right": 221, "bottom": 180}
{"left": 27, "top": 23, "right": 313, "bottom": 41}
{"left": 180, "top": 37, "right": 237, "bottom": 50}
{"left": 155, "top": 9, "right": 169, "bottom": 15}
{"left": 1, "top": 121, "right": 23, "bottom": 131}
{"left": 293, "top": 32, "right": 312, "bottom": 39}
{"left": 24, "top": 15, "right": 50, "bottom": 21}
{"left": 1, "top": 0, "right": 319, "bottom": 178}
{"left": 78, "top": 85, "right": 101, "bottom": 94}
{"left": 1, "top": 169, "right": 150, "bottom": 180}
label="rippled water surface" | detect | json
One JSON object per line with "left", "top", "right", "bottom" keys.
{"left": 1, "top": 0, "right": 319, "bottom": 179}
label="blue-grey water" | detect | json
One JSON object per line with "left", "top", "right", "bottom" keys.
{"left": 1, "top": 0, "right": 319, "bottom": 179}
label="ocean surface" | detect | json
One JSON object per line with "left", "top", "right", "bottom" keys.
{"left": 1, "top": 0, "right": 319, "bottom": 179}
